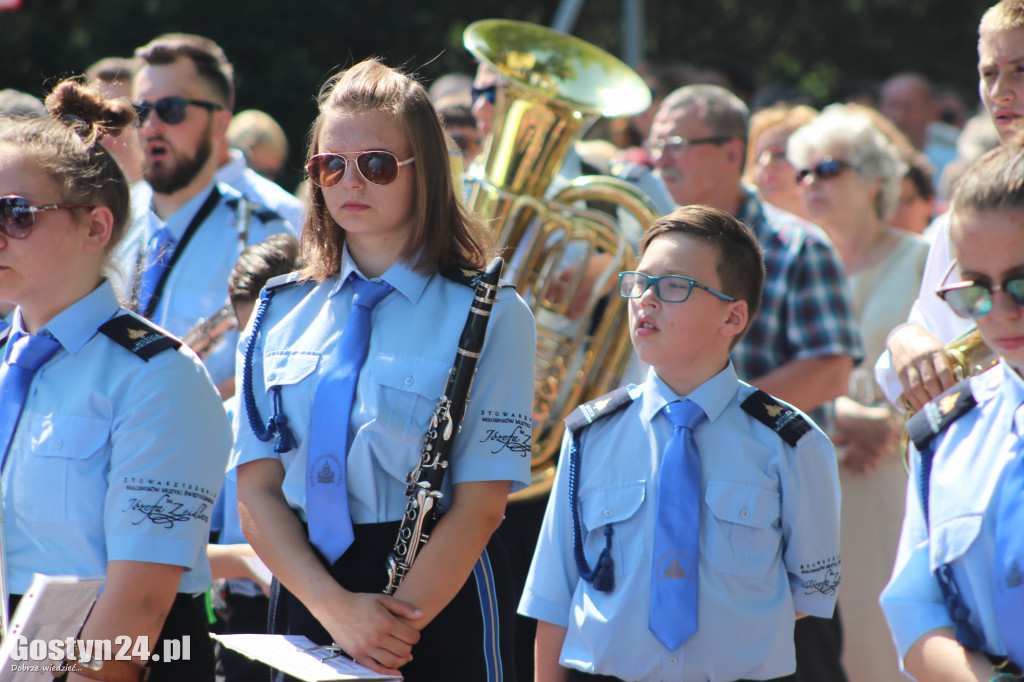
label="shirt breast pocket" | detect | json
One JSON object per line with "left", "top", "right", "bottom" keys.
{"left": 262, "top": 351, "right": 320, "bottom": 435}
{"left": 372, "top": 354, "right": 451, "bottom": 452}
{"left": 580, "top": 481, "right": 647, "bottom": 577}
{"left": 704, "top": 481, "right": 781, "bottom": 579}
{"left": 929, "top": 513, "right": 983, "bottom": 572}
{"left": 17, "top": 414, "right": 110, "bottom": 523}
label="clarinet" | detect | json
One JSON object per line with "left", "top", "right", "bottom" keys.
{"left": 383, "top": 257, "right": 504, "bottom": 595}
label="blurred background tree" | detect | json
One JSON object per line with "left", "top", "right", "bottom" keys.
{"left": 0, "top": 0, "right": 992, "bottom": 191}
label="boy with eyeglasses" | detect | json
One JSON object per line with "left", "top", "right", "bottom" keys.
{"left": 880, "top": 138, "right": 1024, "bottom": 682}
{"left": 520, "top": 205, "right": 841, "bottom": 682}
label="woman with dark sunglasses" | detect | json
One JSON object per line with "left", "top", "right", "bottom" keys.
{"left": 0, "top": 80, "right": 230, "bottom": 681}
{"left": 233, "top": 59, "right": 535, "bottom": 681}
{"left": 880, "top": 137, "right": 1024, "bottom": 682}
{"left": 787, "top": 104, "right": 931, "bottom": 682}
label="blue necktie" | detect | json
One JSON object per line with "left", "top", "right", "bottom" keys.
{"left": 0, "top": 331, "right": 61, "bottom": 468}
{"left": 994, "top": 406, "right": 1024, "bottom": 665}
{"left": 306, "top": 275, "right": 393, "bottom": 564}
{"left": 650, "top": 399, "right": 705, "bottom": 651}
{"left": 137, "top": 228, "right": 176, "bottom": 315}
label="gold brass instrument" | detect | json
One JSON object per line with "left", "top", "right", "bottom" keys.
{"left": 182, "top": 302, "right": 238, "bottom": 361}
{"left": 900, "top": 326, "right": 999, "bottom": 414}
{"left": 900, "top": 326, "right": 998, "bottom": 468}
{"left": 464, "top": 19, "right": 661, "bottom": 499}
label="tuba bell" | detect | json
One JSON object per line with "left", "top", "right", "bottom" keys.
{"left": 464, "top": 19, "right": 662, "bottom": 499}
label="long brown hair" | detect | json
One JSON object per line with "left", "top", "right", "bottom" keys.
{"left": 300, "top": 59, "right": 492, "bottom": 282}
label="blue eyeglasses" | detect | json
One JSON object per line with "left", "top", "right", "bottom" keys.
{"left": 618, "top": 271, "right": 736, "bottom": 303}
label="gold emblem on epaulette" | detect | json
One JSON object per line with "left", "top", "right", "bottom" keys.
{"left": 939, "top": 392, "right": 960, "bottom": 415}
{"left": 592, "top": 397, "right": 611, "bottom": 412}
{"left": 765, "top": 404, "right": 783, "bottom": 418}
{"left": 127, "top": 328, "right": 149, "bottom": 340}
{"left": 460, "top": 268, "right": 477, "bottom": 279}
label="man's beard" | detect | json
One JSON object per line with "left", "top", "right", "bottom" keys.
{"left": 145, "top": 131, "right": 213, "bottom": 196}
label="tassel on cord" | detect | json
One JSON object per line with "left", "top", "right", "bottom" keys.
{"left": 591, "top": 525, "right": 616, "bottom": 592}
{"left": 269, "top": 386, "right": 296, "bottom": 453}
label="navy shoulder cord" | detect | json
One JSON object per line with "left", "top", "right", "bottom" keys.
{"left": 569, "top": 430, "right": 615, "bottom": 592}
{"left": 241, "top": 288, "right": 296, "bottom": 453}
{"left": 918, "top": 442, "right": 983, "bottom": 650}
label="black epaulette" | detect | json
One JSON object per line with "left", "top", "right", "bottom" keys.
{"left": 99, "top": 314, "right": 181, "bottom": 361}
{"left": 225, "top": 197, "right": 284, "bottom": 224}
{"left": 440, "top": 264, "right": 513, "bottom": 289}
{"left": 565, "top": 387, "right": 635, "bottom": 435}
{"left": 253, "top": 206, "right": 284, "bottom": 223}
{"left": 906, "top": 379, "right": 977, "bottom": 453}
{"left": 741, "top": 389, "right": 812, "bottom": 447}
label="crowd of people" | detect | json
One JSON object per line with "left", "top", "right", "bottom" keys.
{"left": 0, "top": 1, "right": 1022, "bottom": 681}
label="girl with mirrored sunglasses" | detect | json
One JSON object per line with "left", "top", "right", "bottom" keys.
{"left": 0, "top": 80, "right": 230, "bottom": 681}
{"left": 233, "top": 59, "right": 535, "bottom": 681}
{"left": 880, "top": 137, "right": 1024, "bottom": 682}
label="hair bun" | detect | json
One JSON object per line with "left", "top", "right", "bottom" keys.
{"left": 44, "top": 78, "right": 136, "bottom": 144}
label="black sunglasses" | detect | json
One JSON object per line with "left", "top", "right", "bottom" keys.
{"left": 0, "top": 195, "right": 94, "bottom": 239}
{"left": 937, "top": 275, "right": 1024, "bottom": 319}
{"left": 306, "top": 151, "right": 415, "bottom": 188}
{"left": 133, "top": 96, "right": 224, "bottom": 126}
{"left": 471, "top": 85, "right": 497, "bottom": 105}
{"left": 796, "top": 157, "right": 853, "bottom": 183}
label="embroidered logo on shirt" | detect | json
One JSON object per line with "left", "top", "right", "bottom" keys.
{"left": 310, "top": 454, "right": 343, "bottom": 487}
{"left": 765, "top": 404, "right": 783, "bottom": 418}
{"left": 655, "top": 552, "right": 695, "bottom": 581}
{"left": 1007, "top": 559, "right": 1023, "bottom": 590}
{"left": 98, "top": 315, "right": 181, "bottom": 362}
{"left": 592, "top": 397, "right": 612, "bottom": 412}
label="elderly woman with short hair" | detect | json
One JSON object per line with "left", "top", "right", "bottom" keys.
{"left": 788, "top": 104, "right": 930, "bottom": 682}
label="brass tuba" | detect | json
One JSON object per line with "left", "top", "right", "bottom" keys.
{"left": 464, "top": 19, "right": 661, "bottom": 499}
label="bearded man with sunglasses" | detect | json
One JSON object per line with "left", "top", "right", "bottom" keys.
{"left": 648, "top": 83, "right": 862, "bottom": 682}
{"left": 127, "top": 33, "right": 295, "bottom": 392}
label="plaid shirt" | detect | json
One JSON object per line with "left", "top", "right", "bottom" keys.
{"left": 732, "top": 189, "right": 863, "bottom": 430}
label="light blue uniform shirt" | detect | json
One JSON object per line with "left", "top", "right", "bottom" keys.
{"left": 880, "top": 361, "right": 1023, "bottom": 669}
{"left": 1, "top": 279, "right": 231, "bottom": 595}
{"left": 144, "top": 180, "right": 296, "bottom": 385}
{"left": 231, "top": 247, "right": 536, "bottom": 523}
{"left": 519, "top": 363, "right": 841, "bottom": 682}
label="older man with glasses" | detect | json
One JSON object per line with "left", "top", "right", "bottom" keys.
{"left": 648, "top": 83, "right": 862, "bottom": 682}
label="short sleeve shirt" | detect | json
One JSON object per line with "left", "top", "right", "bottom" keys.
{"left": 231, "top": 248, "right": 537, "bottom": 523}
{"left": 1, "top": 280, "right": 231, "bottom": 595}
{"left": 519, "top": 363, "right": 841, "bottom": 682}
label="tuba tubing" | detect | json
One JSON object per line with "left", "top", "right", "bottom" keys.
{"left": 464, "top": 20, "right": 661, "bottom": 500}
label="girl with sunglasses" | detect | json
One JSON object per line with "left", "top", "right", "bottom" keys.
{"left": 233, "top": 59, "right": 535, "bottom": 680}
{"left": 880, "top": 138, "right": 1024, "bottom": 681}
{"left": 0, "top": 80, "right": 230, "bottom": 681}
